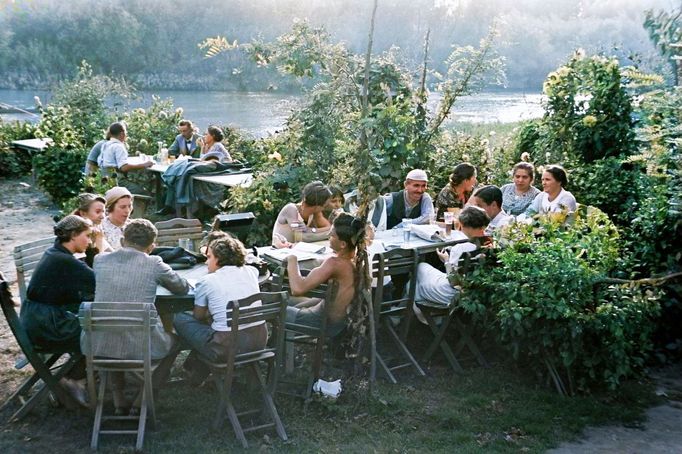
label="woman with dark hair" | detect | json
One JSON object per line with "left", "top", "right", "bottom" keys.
{"left": 198, "top": 125, "right": 232, "bottom": 163}
{"left": 435, "top": 162, "right": 477, "bottom": 219}
{"left": 285, "top": 213, "right": 366, "bottom": 336}
{"left": 501, "top": 162, "right": 541, "bottom": 216}
{"left": 20, "top": 215, "right": 96, "bottom": 405}
{"left": 524, "top": 164, "right": 577, "bottom": 215}
{"left": 272, "top": 181, "right": 333, "bottom": 248}
{"left": 173, "top": 236, "right": 265, "bottom": 382}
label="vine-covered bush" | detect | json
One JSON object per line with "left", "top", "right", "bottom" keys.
{"left": 460, "top": 207, "right": 661, "bottom": 392}
{"left": 0, "top": 120, "right": 38, "bottom": 177}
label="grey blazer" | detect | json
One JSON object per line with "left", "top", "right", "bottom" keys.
{"left": 91, "top": 247, "right": 189, "bottom": 359}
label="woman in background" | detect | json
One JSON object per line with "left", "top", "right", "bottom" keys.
{"left": 501, "top": 162, "right": 541, "bottom": 216}
{"left": 525, "top": 164, "right": 577, "bottom": 215}
{"left": 435, "top": 163, "right": 477, "bottom": 219}
{"left": 71, "top": 193, "right": 112, "bottom": 265}
{"left": 199, "top": 125, "right": 232, "bottom": 163}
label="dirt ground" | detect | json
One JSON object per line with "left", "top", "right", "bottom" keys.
{"left": 0, "top": 176, "right": 681, "bottom": 452}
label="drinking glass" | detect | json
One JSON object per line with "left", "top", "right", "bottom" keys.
{"left": 443, "top": 212, "right": 454, "bottom": 236}
{"left": 402, "top": 218, "right": 412, "bottom": 243}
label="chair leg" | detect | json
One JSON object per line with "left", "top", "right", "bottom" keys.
{"left": 226, "top": 401, "right": 248, "bottom": 449}
{"left": 136, "top": 386, "right": 147, "bottom": 452}
{"left": 0, "top": 353, "right": 60, "bottom": 413}
{"left": 91, "top": 371, "right": 107, "bottom": 450}
{"left": 385, "top": 321, "right": 426, "bottom": 377}
{"left": 452, "top": 316, "right": 490, "bottom": 368}
{"left": 253, "top": 363, "right": 287, "bottom": 442}
{"left": 376, "top": 352, "right": 398, "bottom": 384}
{"left": 211, "top": 372, "right": 227, "bottom": 430}
{"left": 422, "top": 311, "right": 464, "bottom": 373}
{"left": 145, "top": 371, "right": 156, "bottom": 429}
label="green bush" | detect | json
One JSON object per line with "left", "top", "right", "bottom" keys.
{"left": 33, "top": 146, "right": 88, "bottom": 204}
{"left": 0, "top": 120, "right": 38, "bottom": 177}
{"left": 460, "top": 207, "right": 661, "bottom": 392}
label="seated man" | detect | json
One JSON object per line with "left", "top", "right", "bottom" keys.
{"left": 470, "top": 185, "right": 512, "bottom": 235}
{"left": 97, "top": 121, "right": 153, "bottom": 190}
{"left": 92, "top": 218, "right": 189, "bottom": 414}
{"left": 272, "top": 181, "right": 333, "bottom": 248}
{"left": 414, "top": 205, "right": 490, "bottom": 307}
{"left": 84, "top": 127, "right": 111, "bottom": 176}
{"left": 383, "top": 169, "right": 435, "bottom": 229}
{"left": 344, "top": 189, "right": 387, "bottom": 232}
{"left": 285, "top": 213, "right": 366, "bottom": 337}
{"left": 168, "top": 119, "right": 201, "bottom": 158}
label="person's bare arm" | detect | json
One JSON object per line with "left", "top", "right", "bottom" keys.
{"left": 192, "top": 305, "right": 209, "bottom": 322}
{"left": 312, "top": 211, "right": 331, "bottom": 229}
{"left": 120, "top": 161, "right": 153, "bottom": 172}
{"left": 286, "top": 256, "right": 335, "bottom": 296}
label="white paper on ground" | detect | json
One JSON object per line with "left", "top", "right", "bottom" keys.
{"left": 312, "top": 379, "right": 342, "bottom": 398}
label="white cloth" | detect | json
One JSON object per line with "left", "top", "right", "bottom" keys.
{"left": 526, "top": 189, "right": 577, "bottom": 215}
{"left": 414, "top": 239, "right": 475, "bottom": 306}
{"left": 485, "top": 211, "right": 512, "bottom": 235}
{"left": 97, "top": 138, "right": 128, "bottom": 169}
{"left": 194, "top": 265, "right": 262, "bottom": 332}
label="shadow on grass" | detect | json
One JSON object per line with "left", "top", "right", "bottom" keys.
{"left": 0, "top": 339, "right": 658, "bottom": 454}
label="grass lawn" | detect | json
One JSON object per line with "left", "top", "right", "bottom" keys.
{"left": 0, "top": 339, "right": 658, "bottom": 453}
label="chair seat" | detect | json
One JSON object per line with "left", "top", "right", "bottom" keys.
{"left": 415, "top": 299, "right": 453, "bottom": 311}
{"left": 199, "top": 351, "right": 276, "bottom": 368}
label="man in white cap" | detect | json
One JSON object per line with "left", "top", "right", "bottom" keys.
{"left": 383, "top": 169, "right": 435, "bottom": 229}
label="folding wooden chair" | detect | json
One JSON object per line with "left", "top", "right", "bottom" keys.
{"left": 272, "top": 259, "right": 337, "bottom": 403}
{"left": 13, "top": 236, "right": 55, "bottom": 303}
{"left": 79, "top": 302, "right": 159, "bottom": 451}
{"left": 415, "top": 250, "right": 490, "bottom": 373}
{"left": 197, "top": 292, "right": 288, "bottom": 448}
{"left": 0, "top": 271, "right": 82, "bottom": 422}
{"left": 370, "top": 248, "right": 426, "bottom": 383}
{"left": 154, "top": 217, "right": 203, "bottom": 251}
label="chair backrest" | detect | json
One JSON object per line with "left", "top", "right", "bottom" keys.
{"left": 154, "top": 218, "right": 203, "bottom": 251}
{"left": 371, "top": 248, "right": 419, "bottom": 318}
{"left": 79, "top": 302, "right": 155, "bottom": 369}
{"left": 221, "top": 292, "right": 289, "bottom": 367}
{"left": 13, "top": 236, "right": 55, "bottom": 303}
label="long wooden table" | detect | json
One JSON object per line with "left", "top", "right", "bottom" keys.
{"left": 127, "top": 156, "right": 254, "bottom": 211}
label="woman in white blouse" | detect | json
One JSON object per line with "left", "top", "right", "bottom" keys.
{"left": 525, "top": 165, "right": 577, "bottom": 215}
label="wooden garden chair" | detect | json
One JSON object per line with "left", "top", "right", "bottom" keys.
{"left": 0, "top": 271, "right": 83, "bottom": 422}
{"left": 370, "top": 248, "right": 426, "bottom": 383}
{"left": 197, "top": 292, "right": 288, "bottom": 448}
{"left": 414, "top": 249, "right": 490, "bottom": 373}
{"left": 13, "top": 236, "right": 55, "bottom": 303}
{"left": 272, "top": 259, "right": 338, "bottom": 403}
{"left": 154, "top": 217, "right": 203, "bottom": 251}
{"left": 79, "top": 302, "right": 159, "bottom": 451}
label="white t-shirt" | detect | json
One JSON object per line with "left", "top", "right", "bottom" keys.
{"left": 526, "top": 189, "right": 577, "bottom": 215}
{"left": 486, "top": 211, "right": 512, "bottom": 235}
{"left": 97, "top": 138, "right": 129, "bottom": 169}
{"left": 194, "top": 265, "right": 261, "bottom": 332}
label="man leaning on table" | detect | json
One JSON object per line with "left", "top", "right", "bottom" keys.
{"left": 383, "top": 168, "right": 435, "bottom": 229}
{"left": 168, "top": 119, "right": 201, "bottom": 158}
{"left": 97, "top": 121, "right": 153, "bottom": 191}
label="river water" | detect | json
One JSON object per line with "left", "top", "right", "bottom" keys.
{"left": 0, "top": 89, "right": 543, "bottom": 137}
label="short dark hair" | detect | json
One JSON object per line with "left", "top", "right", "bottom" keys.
{"left": 328, "top": 185, "right": 345, "bottom": 203}
{"left": 210, "top": 237, "right": 247, "bottom": 267}
{"left": 207, "top": 125, "right": 224, "bottom": 142}
{"left": 123, "top": 219, "right": 157, "bottom": 249}
{"left": 108, "top": 122, "right": 126, "bottom": 138}
{"left": 545, "top": 164, "right": 569, "bottom": 187}
{"left": 302, "top": 181, "right": 332, "bottom": 207}
{"left": 178, "top": 119, "right": 193, "bottom": 128}
{"left": 333, "top": 212, "right": 366, "bottom": 250}
{"left": 458, "top": 205, "right": 490, "bottom": 229}
{"left": 54, "top": 215, "right": 92, "bottom": 243}
{"left": 473, "top": 185, "right": 502, "bottom": 208}
{"left": 450, "top": 163, "right": 477, "bottom": 187}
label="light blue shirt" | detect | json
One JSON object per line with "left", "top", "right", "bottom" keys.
{"left": 97, "top": 138, "right": 128, "bottom": 170}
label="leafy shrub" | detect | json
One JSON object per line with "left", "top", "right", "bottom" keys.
{"left": 123, "top": 97, "right": 183, "bottom": 156}
{"left": 0, "top": 120, "right": 38, "bottom": 177}
{"left": 33, "top": 146, "right": 88, "bottom": 204}
{"left": 460, "top": 207, "right": 661, "bottom": 392}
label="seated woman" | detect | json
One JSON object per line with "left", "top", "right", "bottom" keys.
{"left": 71, "top": 193, "right": 113, "bottom": 266}
{"left": 101, "top": 186, "right": 133, "bottom": 250}
{"left": 524, "top": 164, "right": 577, "bottom": 216}
{"left": 414, "top": 206, "right": 490, "bottom": 307}
{"left": 501, "top": 161, "right": 541, "bottom": 216}
{"left": 156, "top": 125, "right": 233, "bottom": 216}
{"left": 435, "top": 162, "right": 478, "bottom": 220}
{"left": 272, "top": 181, "right": 333, "bottom": 248}
{"left": 198, "top": 125, "right": 232, "bottom": 163}
{"left": 20, "top": 215, "right": 96, "bottom": 405}
{"left": 93, "top": 218, "right": 189, "bottom": 414}
{"left": 323, "top": 185, "right": 345, "bottom": 224}
{"left": 285, "top": 213, "right": 366, "bottom": 337}
{"left": 173, "top": 236, "right": 266, "bottom": 382}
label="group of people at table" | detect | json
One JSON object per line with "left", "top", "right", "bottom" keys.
{"left": 20, "top": 121, "right": 578, "bottom": 413}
